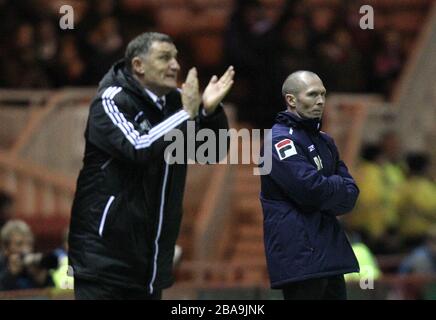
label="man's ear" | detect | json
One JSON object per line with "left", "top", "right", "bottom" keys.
{"left": 285, "top": 94, "right": 296, "bottom": 109}
{"left": 131, "top": 57, "right": 145, "bottom": 75}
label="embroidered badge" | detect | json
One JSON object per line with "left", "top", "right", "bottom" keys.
{"left": 275, "top": 139, "right": 297, "bottom": 160}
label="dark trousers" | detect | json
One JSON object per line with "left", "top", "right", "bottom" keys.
{"left": 74, "top": 278, "right": 162, "bottom": 300}
{"left": 281, "top": 275, "right": 347, "bottom": 300}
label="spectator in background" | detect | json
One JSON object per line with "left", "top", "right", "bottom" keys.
{"left": 316, "top": 28, "right": 365, "bottom": 92}
{"left": 343, "top": 1, "right": 376, "bottom": 91}
{"left": 36, "top": 19, "right": 59, "bottom": 64}
{"left": 399, "top": 227, "right": 436, "bottom": 274}
{"left": 307, "top": 6, "right": 337, "bottom": 48}
{"left": 0, "top": 220, "right": 54, "bottom": 291}
{"left": 83, "top": 17, "right": 124, "bottom": 83}
{"left": 344, "top": 230, "right": 381, "bottom": 283}
{"left": 278, "top": 16, "right": 315, "bottom": 79}
{"left": 344, "top": 144, "right": 397, "bottom": 253}
{"left": 396, "top": 153, "right": 436, "bottom": 250}
{"left": 380, "top": 131, "right": 405, "bottom": 184}
{"left": 35, "top": 19, "right": 59, "bottom": 85}
{"left": 1, "top": 23, "right": 50, "bottom": 87}
{"left": 223, "top": 0, "right": 270, "bottom": 126}
{"left": 379, "top": 131, "right": 406, "bottom": 234}
{"left": 51, "top": 229, "right": 73, "bottom": 290}
{"left": 373, "top": 30, "right": 405, "bottom": 97}
{"left": 54, "top": 36, "right": 87, "bottom": 86}
{"left": 224, "top": 0, "right": 293, "bottom": 128}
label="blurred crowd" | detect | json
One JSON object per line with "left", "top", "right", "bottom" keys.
{"left": 0, "top": 0, "right": 151, "bottom": 88}
{"left": 224, "top": 0, "right": 408, "bottom": 128}
{"left": 0, "top": 0, "right": 411, "bottom": 128}
{"left": 0, "top": 217, "right": 72, "bottom": 292}
{"left": 343, "top": 131, "right": 436, "bottom": 278}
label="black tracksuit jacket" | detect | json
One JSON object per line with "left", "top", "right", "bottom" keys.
{"left": 68, "top": 60, "right": 228, "bottom": 293}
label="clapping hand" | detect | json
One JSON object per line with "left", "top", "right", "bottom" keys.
{"left": 182, "top": 67, "right": 201, "bottom": 119}
{"left": 202, "top": 66, "right": 235, "bottom": 115}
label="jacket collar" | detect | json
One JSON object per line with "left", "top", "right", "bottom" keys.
{"left": 276, "top": 110, "right": 322, "bottom": 133}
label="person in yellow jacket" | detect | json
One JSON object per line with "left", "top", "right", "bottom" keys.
{"left": 345, "top": 145, "right": 394, "bottom": 248}
{"left": 379, "top": 131, "right": 406, "bottom": 230}
{"left": 50, "top": 229, "right": 74, "bottom": 291}
{"left": 344, "top": 232, "right": 381, "bottom": 283}
{"left": 51, "top": 255, "right": 74, "bottom": 290}
{"left": 396, "top": 153, "right": 436, "bottom": 249}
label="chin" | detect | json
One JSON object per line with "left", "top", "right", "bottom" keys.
{"left": 164, "top": 81, "right": 178, "bottom": 90}
{"left": 158, "top": 83, "right": 177, "bottom": 94}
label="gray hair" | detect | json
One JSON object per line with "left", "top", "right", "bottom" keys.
{"left": 1, "top": 219, "right": 34, "bottom": 249}
{"left": 125, "top": 32, "right": 173, "bottom": 72}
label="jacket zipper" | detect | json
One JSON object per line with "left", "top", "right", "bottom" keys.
{"left": 98, "top": 195, "right": 115, "bottom": 237}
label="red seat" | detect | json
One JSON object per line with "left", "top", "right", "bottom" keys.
{"left": 14, "top": 214, "right": 70, "bottom": 252}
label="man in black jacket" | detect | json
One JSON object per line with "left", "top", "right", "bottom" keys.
{"left": 68, "top": 32, "right": 234, "bottom": 299}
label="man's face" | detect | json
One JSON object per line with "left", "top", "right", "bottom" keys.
{"left": 4, "top": 232, "right": 33, "bottom": 257}
{"left": 135, "top": 41, "right": 180, "bottom": 95}
{"left": 290, "top": 77, "right": 326, "bottom": 119}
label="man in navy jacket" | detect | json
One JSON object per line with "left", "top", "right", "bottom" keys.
{"left": 260, "top": 71, "right": 360, "bottom": 299}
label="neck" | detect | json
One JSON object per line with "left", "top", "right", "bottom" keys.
{"left": 133, "top": 74, "right": 168, "bottom": 97}
{"left": 287, "top": 108, "right": 300, "bottom": 118}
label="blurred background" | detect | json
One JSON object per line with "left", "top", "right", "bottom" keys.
{"left": 0, "top": 0, "right": 435, "bottom": 299}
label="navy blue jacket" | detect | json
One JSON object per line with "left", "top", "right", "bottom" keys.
{"left": 260, "top": 111, "right": 359, "bottom": 288}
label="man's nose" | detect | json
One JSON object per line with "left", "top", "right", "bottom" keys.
{"left": 170, "top": 59, "right": 180, "bottom": 71}
{"left": 317, "top": 96, "right": 325, "bottom": 105}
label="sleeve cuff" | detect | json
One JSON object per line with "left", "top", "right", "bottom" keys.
{"left": 199, "top": 103, "right": 224, "bottom": 120}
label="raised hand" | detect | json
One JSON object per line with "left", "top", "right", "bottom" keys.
{"left": 202, "top": 66, "right": 235, "bottom": 115}
{"left": 182, "top": 67, "right": 201, "bottom": 119}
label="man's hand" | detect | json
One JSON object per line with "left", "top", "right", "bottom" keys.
{"left": 182, "top": 67, "right": 201, "bottom": 119}
{"left": 202, "top": 66, "right": 235, "bottom": 115}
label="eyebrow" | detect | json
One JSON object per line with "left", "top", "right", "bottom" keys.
{"left": 307, "top": 89, "right": 326, "bottom": 94}
{"left": 156, "top": 49, "right": 178, "bottom": 55}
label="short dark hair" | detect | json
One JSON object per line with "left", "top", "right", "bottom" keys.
{"left": 124, "top": 32, "right": 173, "bottom": 72}
{"left": 360, "top": 143, "right": 382, "bottom": 162}
{"left": 406, "top": 152, "right": 430, "bottom": 175}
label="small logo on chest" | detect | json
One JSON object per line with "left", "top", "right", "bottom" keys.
{"left": 313, "top": 155, "right": 323, "bottom": 171}
{"left": 139, "top": 119, "right": 152, "bottom": 131}
{"left": 275, "top": 139, "right": 297, "bottom": 160}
